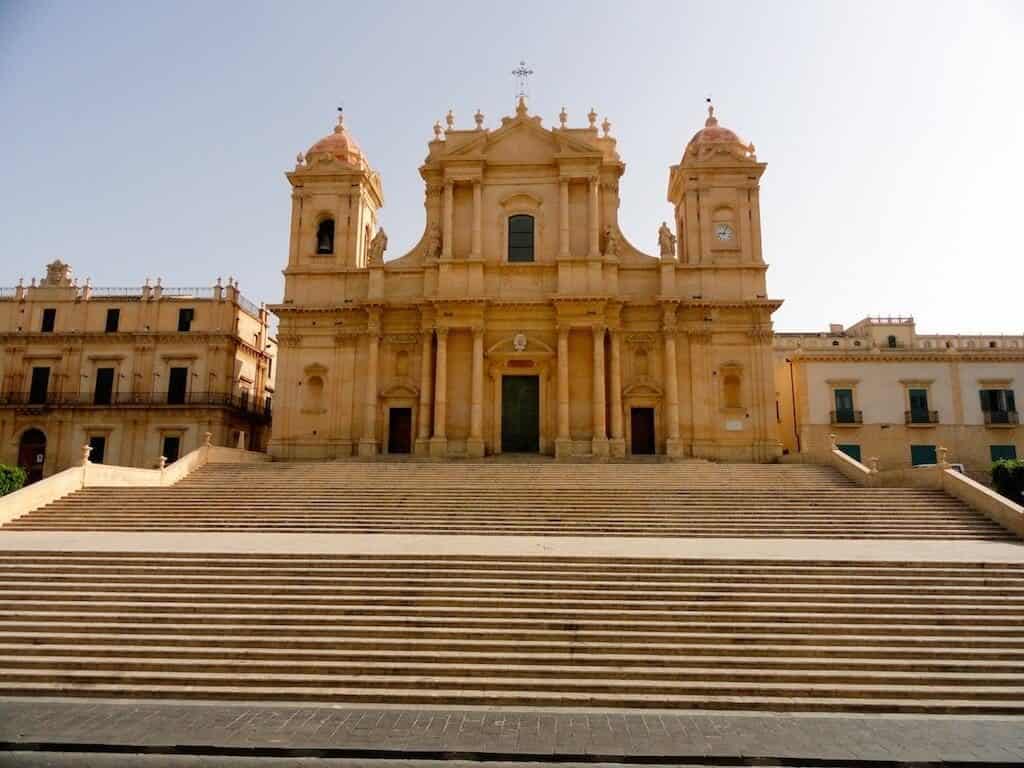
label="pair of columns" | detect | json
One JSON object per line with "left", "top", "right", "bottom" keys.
{"left": 416, "top": 326, "right": 485, "bottom": 457}
{"left": 558, "top": 177, "right": 601, "bottom": 260}
{"left": 442, "top": 181, "right": 483, "bottom": 260}
{"left": 556, "top": 326, "right": 624, "bottom": 457}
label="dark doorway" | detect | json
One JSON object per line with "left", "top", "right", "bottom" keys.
{"left": 94, "top": 368, "right": 115, "bottom": 405}
{"left": 162, "top": 435, "right": 181, "bottom": 463}
{"left": 167, "top": 367, "right": 188, "bottom": 404}
{"left": 387, "top": 407, "right": 413, "bottom": 454}
{"left": 18, "top": 429, "right": 46, "bottom": 484}
{"left": 501, "top": 375, "right": 540, "bottom": 453}
{"left": 88, "top": 436, "right": 106, "bottom": 464}
{"left": 630, "top": 407, "right": 656, "bottom": 455}
{"left": 28, "top": 367, "right": 50, "bottom": 405}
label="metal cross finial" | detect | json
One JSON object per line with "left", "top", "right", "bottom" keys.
{"left": 512, "top": 60, "right": 534, "bottom": 100}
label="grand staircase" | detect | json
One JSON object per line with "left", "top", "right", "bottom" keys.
{"left": 0, "top": 551, "right": 1022, "bottom": 712}
{"left": 4, "top": 461, "right": 1014, "bottom": 540}
{"left": 0, "top": 460, "right": 1021, "bottom": 713}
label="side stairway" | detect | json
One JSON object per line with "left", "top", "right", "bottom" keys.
{"left": 3, "top": 461, "right": 1013, "bottom": 540}
{"left": 0, "top": 551, "right": 1022, "bottom": 713}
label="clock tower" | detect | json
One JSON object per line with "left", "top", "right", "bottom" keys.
{"left": 667, "top": 105, "right": 765, "bottom": 275}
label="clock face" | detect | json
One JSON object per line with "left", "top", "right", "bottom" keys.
{"left": 715, "top": 223, "right": 734, "bottom": 241}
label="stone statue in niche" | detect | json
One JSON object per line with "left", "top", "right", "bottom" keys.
{"left": 512, "top": 333, "right": 528, "bottom": 352}
{"left": 658, "top": 221, "right": 676, "bottom": 260}
{"left": 602, "top": 225, "right": 619, "bottom": 259}
{"left": 425, "top": 224, "right": 441, "bottom": 261}
{"left": 368, "top": 228, "right": 388, "bottom": 266}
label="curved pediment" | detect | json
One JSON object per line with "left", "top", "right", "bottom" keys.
{"left": 623, "top": 378, "right": 663, "bottom": 397}
{"left": 381, "top": 381, "right": 419, "bottom": 399}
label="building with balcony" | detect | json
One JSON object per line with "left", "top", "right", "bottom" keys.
{"left": 775, "top": 316, "right": 1022, "bottom": 474}
{"left": 0, "top": 261, "right": 276, "bottom": 481}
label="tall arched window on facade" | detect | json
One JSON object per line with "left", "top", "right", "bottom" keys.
{"left": 508, "top": 215, "right": 535, "bottom": 263}
{"left": 316, "top": 219, "right": 335, "bottom": 254}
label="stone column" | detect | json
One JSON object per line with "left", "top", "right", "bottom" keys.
{"left": 591, "top": 325, "right": 609, "bottom": 457}
{"left": 559, "top": 179, "right": 570, "bottom": 259}
{"left": 442, "top": 182, "right": 454, "bottom": 259}
{"left": 588, "top": 176, "right": 600, "bottom": 259}
{"left": 608, "top": 330, "right": 625, "bottom": 457}
{"left": 357, "top": 313, "right": 380, "bottom": 457}
{"left": 415, "top": 330, "right": 433, "bottom": 454}
{"left": 471, "top": 181, "right": 482, "bottom": 260}
{"left": 663, "top": 308, "right": 683, "bottom": 458}
{"left": 468, "top": 326, "right": 485, "bottom": 457}
{"left": 430, "top": 327, "right": 448, "bottom": 456}
{"left": 556, "top": 326, "right": 571, "bottom": 458}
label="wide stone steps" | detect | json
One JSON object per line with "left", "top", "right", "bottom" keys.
{"left": 1, "top": 552, "right": 1023, "bottom": 713}
{"left": 7, "top": 460, "right": 1008, "bottom": 539}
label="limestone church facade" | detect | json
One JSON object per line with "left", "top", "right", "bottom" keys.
{"left": 269, "top": 100, "right": 782, "bottom": 461}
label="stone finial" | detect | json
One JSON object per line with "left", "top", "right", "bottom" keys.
{"left": 80, "top": 444, "right": 92, "bottom": 465}
{"left": 155, "top": 277, "right": 162, "bottom": 287}
{"left": 445, "top": 109, "right": 455, "bottom": 130}
{"left": 474, "top": 109, "right": 484, "bottom": 130}
{"left": 828, "top": 433, "right": 837, "bottom": 450}
{"left": 158, "top": 456, "right": 167, "bottom": 470}
{"left": 937, "top": 446, "right": 950, "bottom": 467}
{"left": 433, "top": 120, "right": 443, "bottom": 140}
{"left": 203, "top": 431, "right": 213, "bottom": 448}
{"left": 587, "top": 108, "right": 597, "bottom": 128}
{"left": 515, "top": 95, "right": 528, "bottom": 117}
{"left": 559, "top": 106, "right": 567, "bottom": 129}
{"left": 601, "top": 117, "right": 611, "bottom": 137}
{"left": 868, "top": 456, "right": 880, "bottom": 473}
{"left": 295, "top": 152, "right": 305, "bottom": 169}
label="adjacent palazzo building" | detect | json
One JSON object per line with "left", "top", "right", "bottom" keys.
{"left": 270, "top": 100, "right": 782, "bottom": 461}
{"left": 0, "top": 261, "right": 276, "bottom": 480}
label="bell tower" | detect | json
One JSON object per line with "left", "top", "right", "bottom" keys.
{"left": 667, "top": 105, "right": 765, "bottom": 277}
{"left": 285, "top": 112, "right": 384, "bottom": 280}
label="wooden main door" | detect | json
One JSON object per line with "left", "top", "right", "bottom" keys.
{"left": 387, "top": 407, "right": 412, "bottom": 454}
{"left": 630, "top": 407, "right": 656, "bottom": 455}
{"left": 18, "top": 429, "right": 47, "bottom": 485}
{"left": 501, "top": 376, "right": 539, "bottom": 453}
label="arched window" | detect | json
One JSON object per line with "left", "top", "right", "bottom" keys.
{"left": 508, "top": 215, "right": 534, "bottom": 263}
{"left": 316, "top": 219, "right": 335, "bottom": 254}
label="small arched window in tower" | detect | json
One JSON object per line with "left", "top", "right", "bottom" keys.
{"left": 316, "top": 219, "right": 335, "bottom": 254}
{"left": 508, "top": 215, "right": 535, "bottom": 263}
{"left": 887, "top": 335, "right": 898, "bottom": 348}
{"left": 722, "top": 369, "right": 742, "bottom": 409}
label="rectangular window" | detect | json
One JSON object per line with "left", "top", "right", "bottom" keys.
{"left": 507, "top": 215, "right": 535, "bottom": 263}
{"left": 834, "top": 388, "right": 854, "bottom": 412}
{"left": 28, "top": 367, "right": 51, "bottom": 405}
{"left": 177, "top": 308, "right": 195, "bottom": 332}
{"left": 167, "top": 367, "right": 188, "bottom": 404}
{"left": 991, "top": 445, "right": 1018, "bottom": 462}
{"left": 162, "top": 435, "right": 181, "bottom": 463}
{"left": 40, "top": 308, "right": 56, "bottom": 333}
{"left": 88, "top": 436, "right": 106, "bottom": 465}
{"left": 910, "top": 444, "right": 938, "bottom": 466}
{"left": 105, "top": 308, "right": 120, "bottom": 333}
{"left": 94, "top": 367, "right": 115, "bottom": 405}
{"left": 980, "top": 389, "right": 1017, "bottom": 423}
{"left": 837, "top": 444, "right": 862, "bottom": 462}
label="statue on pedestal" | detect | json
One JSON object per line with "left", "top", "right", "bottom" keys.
{"left": 368, "top": 228, "right": 388, "bottom": 266}
{"left": 658, "top": 221, "right": 677, "bottom": 260}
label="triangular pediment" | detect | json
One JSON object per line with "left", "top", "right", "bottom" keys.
{"left": 446, "top": 116, "right": 601, "bottom": 165}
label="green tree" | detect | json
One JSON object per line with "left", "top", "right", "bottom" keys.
{"left": 991, "top": 459, "right": 1024, "bottom": 506}
{"left": 0, "top": 465, "right": 27, "bottom": 497}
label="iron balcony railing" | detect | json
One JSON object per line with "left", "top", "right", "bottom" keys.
{"left": 0, "top": 390, "right": 271, "bottom": 419}
{"left": 984, "top": 410, "right": 1020, "bottom": 426}
{"left": 905, "top": 409, "right": 940, "bottom": 424}
{"left": 830, "top": 409, "right": 863, "bottom": 425}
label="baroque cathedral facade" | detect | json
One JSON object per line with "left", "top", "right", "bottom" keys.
{"left": 269, "top": 99, "right": 782, "bottom": 461}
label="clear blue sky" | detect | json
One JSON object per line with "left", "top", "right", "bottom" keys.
{"left": 2, "top": 0, "right": 1021, "bottom": 333}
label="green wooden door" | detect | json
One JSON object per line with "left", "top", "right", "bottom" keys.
{"left": 501, "top": 376, "right": 540, "bottom": 453}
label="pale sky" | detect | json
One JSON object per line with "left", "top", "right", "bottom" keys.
{"left": 1, "top": 0, "right": 1021, "bottom": 334}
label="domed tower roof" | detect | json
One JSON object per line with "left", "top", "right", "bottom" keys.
{"left": 305, "top": 111, "right": 368, "bottom": 169}
{"left": 682, "top": 105, "right": 755, "bottom": 164}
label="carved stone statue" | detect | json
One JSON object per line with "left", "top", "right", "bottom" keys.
{"left": 43, "top": 260, "right": 73, "bottom": 287}
{"left": 658, "top": 221, "right": 677, "bottom": 260}
{"left": 602, "top": 225, "right": 619, "bottom": 259}
{"left": 368, "top": 227, "right": 388, "bottom": 266}
{"left": 425, "top": 224, "right": 441, "bottom": 261}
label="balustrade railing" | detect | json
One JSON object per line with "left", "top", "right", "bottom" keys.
{"left": 905, "top": 409, "right": 940, "bottom": 425}
{"left": 0, "top": 390, "right": 271, "bottom": 419}
{"left": 830, "top": 409, "right": 863, "bottom": 425}
{"left": 984, "top": 410, "right": 1020, "bottom": 426}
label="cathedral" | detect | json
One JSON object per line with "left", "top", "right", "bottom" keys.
{"left": 269, "top": 99, "right": 782, "bottom": 461}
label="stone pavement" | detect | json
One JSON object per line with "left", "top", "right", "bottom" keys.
{"left": 2, "top": 699, "right": 1024, "bottom": 765}
{"left": 1, "top": 531, "right": 1022, "bottom": 562}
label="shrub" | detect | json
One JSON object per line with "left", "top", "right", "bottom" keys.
{"left": 991, "top": 459, "right": 1024, "bottom": 505}
{"left": 0, "top": 464, "right": 27, "bottom": 497}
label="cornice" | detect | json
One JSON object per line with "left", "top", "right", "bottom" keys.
{"left": 786, "top": 349, "right": 1024, "bottom": 364}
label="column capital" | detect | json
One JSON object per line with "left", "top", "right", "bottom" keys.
{"left": 470, "top": 324, "right": 485, "bottom": 338}
{"left": 592, "top": 323, "right": 607, "bottom": 335}
{"left": 435, "top": 326, "right": 450, "bottom": 338}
